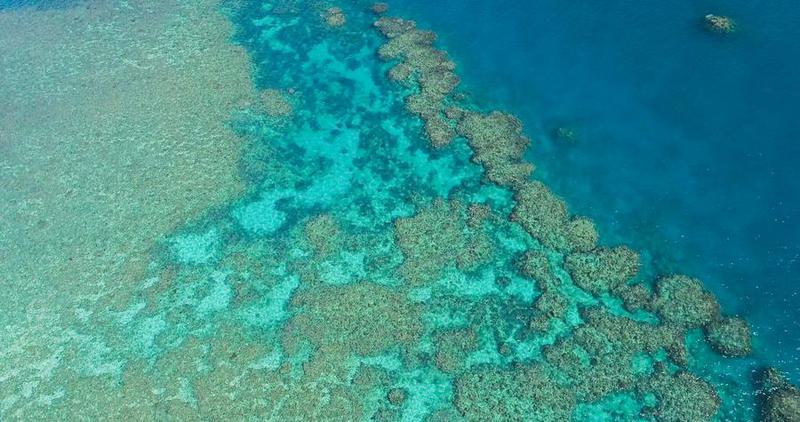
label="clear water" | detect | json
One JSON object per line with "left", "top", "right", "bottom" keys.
{"left": 1, "top": 0, "right": 798, "bottom": 420}
{"left": 388, "top": 0, "right": 800, "bottom": 382}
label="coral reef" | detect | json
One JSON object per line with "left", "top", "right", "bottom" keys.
{"left": 566, "top": 216, "right": 599, "bottom": 253}
{"left": 704, "top": 14, "right": 736, "bottom": 34}
{"left": 640, "top": 370, "right": 721, "bottom": 421}
{"left": 259, "top": 88, "right": 293, "bottom": 117}
{"left": 394, "top": 198, "right": 493, "bottom": 285}
{"left": 704, "top": 316, "right": 752, "bottom": 357}
{"left": 304, "top": 214, "right": 342, "bottom": 258}
{"left": 282, "top": 281, "right": 423, "bottom": 377}
{"left": 617, "top": 283, "right": 654, "bottom": 312}
{"left": 564, "top": 246, "right": 641, "bottom": 295}
{"left": 324, "top": 7, "right": 346, "bottom": 27}
{"left": 456, "top": 111, "right": 534, "bottom": 188}
{"left": 371, "top": 2, "right": 389, "bottom": 14}
{"left": 375, "top": 16, "right": 460, "bottom": 148}
{"left": 653, "top": 275, "right": 721, "bottom": 328}
{"left": 759, "top": 367, "right": 800, "bottom": 422}
{"left": 434, "top": 328, "right": 478, "bottom": 375}
{"left": 454, "top": 365, "right": 576, "bottom": 420}
{"left": 510, "top": 181, "right": 570, "bottom": 250}
{"left": 544, "top": 307, "right": 688, "bottom": 402}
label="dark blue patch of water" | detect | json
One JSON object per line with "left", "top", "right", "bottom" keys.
{"left": 391, "top": 0, "right": 800, "bottom": 381}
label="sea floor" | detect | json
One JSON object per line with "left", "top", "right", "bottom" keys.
{"left": 0, "top": 1, "right": 797, "bottom": 421}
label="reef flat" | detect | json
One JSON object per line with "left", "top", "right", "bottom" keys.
{"left": 0, "top": 1, "right": 797, "bottom": 421}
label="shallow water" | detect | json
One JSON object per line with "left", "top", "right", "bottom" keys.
{"left": 1, "top": 0, "right": 798, "bottom": 420}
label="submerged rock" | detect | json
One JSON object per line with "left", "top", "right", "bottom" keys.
{"left": 551, "top": 126, "right": 579, "bottom": 142}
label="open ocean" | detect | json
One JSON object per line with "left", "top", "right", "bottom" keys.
{"left": 1, "top": 0, "right": 798, "bottom": 420}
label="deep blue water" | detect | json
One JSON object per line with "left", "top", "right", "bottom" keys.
{"left": 391, "top": 0, "right": 800, "bottom": 380}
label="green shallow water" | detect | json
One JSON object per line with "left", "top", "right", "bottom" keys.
{"left": 1, "top": 1, "right": 798, "bottom": 420}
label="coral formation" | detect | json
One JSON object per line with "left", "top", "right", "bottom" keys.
{"left": 759, "top": 367, "right": 800, "bottom": 422}
{"left": 510, "top": 181, "right": 570, "bottom": 250}
{"left": 456, "top": 112, "right": 534, "bottom": 188}
{"left": 282, "top": 282, "right": 422, "bottom": 358}
{"left": 371, "top": 2, "right": 389, "bottom": 14}
{"left": 544, "top": 307, "right": 689, "bottom": 401}
{"left": 324, "top": 7, "right": 346, "bottom": 27}
{"left": 640, "top": 370, "right": 721, "bottom": 421}
{"left": 564, "top": 246, "right": 641, "bottom": 295}
{"left": 375, "top": 16, "right": 461, "bottom": 148}
{"left": 303, "top": 214, "right": 342, "bottom": 258}
{"left": 454, "top": 365, "right": 576, "bottom": 420}
{"left": 566, "top": 216, "right": 599, "bottom": 253}
{"left": 387, "top": 387, "right": 407, "bottom": 406}
{"left": 434, "top": 328, "right": 478, "bottom": 375}
{"left": 394, "top": 198, "right": 493, "bottom": 285}
{"left": 653, "top": 275, "right": 721, "bottom": 328}
{"left": 704, "top": 316, "right": 752, "bottom": 357}
{"left": 260, "top": 88, "right": 293, "bottom": 117}
{"left": 704, "top": 14, "right": 736, "bottom": 34}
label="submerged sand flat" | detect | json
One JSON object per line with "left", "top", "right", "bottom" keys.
{"left": 0, "top": 0, "right": 255, "bottom": 319}
{"left": 0, "top": 0, "right": 255, "bottom": 415}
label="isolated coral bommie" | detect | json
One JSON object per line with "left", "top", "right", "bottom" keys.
{"left": 704, "top": 14, "right": 736, "bottom": 34}
{"left": 323, "top": 6, "right": 346, "bottom": 27}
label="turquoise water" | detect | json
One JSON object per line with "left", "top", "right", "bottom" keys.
{"left": 1, "top": 0, "right": 799, "bottom": 420}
